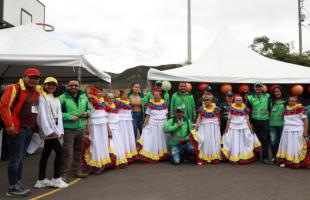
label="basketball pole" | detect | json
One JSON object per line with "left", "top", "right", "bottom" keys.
{"left": 298, "top": 0, "right": 303, "bottom": 56}
{"left": 187, "top": 0, "right": 192, "bottom": 64}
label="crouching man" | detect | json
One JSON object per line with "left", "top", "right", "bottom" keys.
{"left": 164, "top": 106, "right": 195, "bottom": 165}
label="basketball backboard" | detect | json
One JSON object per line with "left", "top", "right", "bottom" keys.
{"left": 0, "top": 0, "right": 45, "bottom": 29}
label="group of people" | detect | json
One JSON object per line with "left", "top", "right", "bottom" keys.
{"left": 0, "top": 68, "right": 310, "bottom": 198}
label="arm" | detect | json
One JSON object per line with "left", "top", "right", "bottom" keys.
{"left": 184, "top": 119, "right": 194, "bottom": 141}
{"left": 303, "top": 117, "right": 308, "bottom": 138}
{"left": 143, "top": 114, "right": 150, "bottom": 128}
{"left": 0, "top": 85, "right": 16, "bottom": 134}
{"left": 170, "top": 94, "right": 175, "bottom": 118}
{"left": 191, "top": 95, "right": 197, "bottom": 120}
{"left": 247, "top": 118, "right": 254, "bottom": 133}
{"left": 164, "top": 119, "right": 178, "bottom": 133}
{"left": 194, "top": 114, "right": 202, "bottom": 131}
{"left": 224, "top": 119, "right": 231, "bottom": 134}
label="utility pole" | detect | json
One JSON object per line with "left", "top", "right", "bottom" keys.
{"left": 187, "top": 0, "right": 192, "bottom": 64}
{"left": 298, "top": 0, "right": 303, "bottom": 56}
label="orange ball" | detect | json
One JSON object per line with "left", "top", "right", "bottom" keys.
{"left": 291, "top": 84, "right": 304, "bottom": 96}
{"left": 198, "top": 83, "right": 208, "bottom": 91}
{"left": 220, "top": 83, "right": 232, "bottom": 94}
{"left": 186, "top": 83, "right": 192, "bottom": 92}
{"left": 238, "top": 84, "right": 249, "bottom": 93}
{"left": 262, "top": 85, "right": 268, "bottom": 93}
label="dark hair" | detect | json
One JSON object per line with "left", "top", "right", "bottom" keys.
{"left": 129, "top": 81, "right": 144, "bottom": 98}
{"left": 270, "top": 86, "right": 286, "bottom": 107}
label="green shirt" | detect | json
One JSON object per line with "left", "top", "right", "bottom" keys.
{"left": 248, "top": 93, "right": 270, "bottom": 120}
{"left": 59, "top": 91, "right": 92, "bottom": 130}
{"left": 164, "top": 117, "right": 193, "bottom": 146}
{"left": 170, "top": 92, "right": 196, "bottom": 122}
{"left": 269, "top": 100, "right": 286, "bottom": 127}
{"left": 220, "top": 102, "right": 231, "bottom": 120}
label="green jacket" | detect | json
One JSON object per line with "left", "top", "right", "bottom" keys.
{"left": 128, "top": 93, "right": 147, "bottom": 120}
{"left": 170, "top": 92, "right": 196, "bottom": 121}
{"left": 269, "top": 100, "right": 286, "bottom": 127}
{"left": 248, "top": 93, "right": 270, "bottom": 120}
{"left": 59, "top": 91, "right": 92, "bottom": 130}
{"left": 146, "top": 91, "right": 170, "bottom": 102}
{"left": 164, "top": 117, "right": 193, "bottom": 146}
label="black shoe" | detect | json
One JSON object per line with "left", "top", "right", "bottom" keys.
{"left": 6, "top": 184, "right": 31, "bottom": 198}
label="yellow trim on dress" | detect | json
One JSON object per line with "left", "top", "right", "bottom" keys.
{"left": 202, "top": 103, "right": 216, "bottom": 113}
{"left": 276, "top": 138, "right": 308, "bottom": 164}
{"left": 84, "top": 148, "right": 111, "bottom": 168}
{"left": 286, "top": 104, "right": 302, "bottom": 110}
{"left": 231, "top": 103, "right": 246, "bottom": 111}
{"left": 109, "top": 147, "right": 129, "bottom": 166}
{"left": 198, "top": 152, "right": 222, "bottom": 162}
{"left": 221, "top": 147, "right": 254, "bottom": 162}
{"left": 149, "top": 99, "right": 165, "bottom": 106}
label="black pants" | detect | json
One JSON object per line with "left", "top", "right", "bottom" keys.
{"left": 39, "top": 138, "right": 63, "bottom": 180}
{"left": 252, "top": 120, "right": 270, "bottom": 160}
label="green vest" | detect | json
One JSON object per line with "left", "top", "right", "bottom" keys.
{"left": 170, "top": 92, "right": 196, "bottom": 122}
{"left": 269, "top": 100, "right": 286, "bottom": 127}
{"left": 59, "top": 91, "right": 92, "bottom": 130}
{"left": 248, "top": 93, "right": 270, "bottom": 120}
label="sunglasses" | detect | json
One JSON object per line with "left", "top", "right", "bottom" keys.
{"left": 69, "top": 84, "right": 79, "bottom": 87}
{"left": 205, "top": 99, "right": 211, "bottom": 101}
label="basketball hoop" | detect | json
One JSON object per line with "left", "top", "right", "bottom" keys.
{"left": 36, "top": 22, "right": 55, "bottom": 32}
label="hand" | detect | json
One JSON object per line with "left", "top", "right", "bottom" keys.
{"left": 108, "top": 128, "right": 112, "bottom": 138}
{"left": 143, "top": 123, "right": 148, "bottom": 129}
{"left": 72, "top": 116, "right": 78, "bottom": 121}
{"left": 81, "top": 112, "right": 88, "bottom": 118}
{"left": 194, "top": 126, "right": 198, "bottom": 132}
{"left": 303, "top": 132, "right": 308, "bottom": 138}
{"left": 5, "top": 126, "right": 16, "bottom": 135}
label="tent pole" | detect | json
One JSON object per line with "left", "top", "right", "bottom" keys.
{"left": 78, "top": 66, "right": 82, "bottom": 83}
{"left": 109, "top": 83, "right": 111, "bottom": 92}
{"left": 0, "top": 65, "right": 11, "bottom": 85}
{"left": 147, "top": 80, "right": 152, "bottom": 92}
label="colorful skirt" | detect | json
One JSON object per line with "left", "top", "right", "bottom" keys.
{"left": 83, "top": 123, "right": 112, "bottom": 172}
{"left": 221, "top": 127, "right": 262, "bottom": 164}
{"left": 137, "top": 121, "right": 168, "bottom": 163}
{"left": 109, "top": 128, "right": 129, "bottom": 169}
{"left": 190, "top": 123, "right": 222, "bottom": 165}
{"left": 276, "top": 130, "right": 310, "bottom": 168}
{"left": 119, "top": 120, "right": 138, "bottom": 163}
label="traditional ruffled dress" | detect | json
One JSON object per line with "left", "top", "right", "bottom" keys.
{"left": 115, "top": 98, "right": 138, "bottom": 163}
{"left": 276, "top": 104, "right": 310, "bottom": 168}
{"left": 137, "top": 99, "right": 169, "bottom": 163}
{"left": 106, "top": 103, "right": 128, "bottom": 169}
{"left": 221, "top": 103, "right": 262, "bottom": 164}
{"left": 83, "top": 97, "right": 112, "bottom": 172}
{"left": 190, "top": 103, "right": 222, "bottom": 164}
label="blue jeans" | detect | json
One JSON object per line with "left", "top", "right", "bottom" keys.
{"left": 6, "top": 128, "right": 33, "bottom": 186}
{"left": 269, "top": 126, "right": 283, "bottom": 158}
{"left": 132, "top": 111, "right": 143, "bottom": 139}
{"left": 170, "top": 142, "right": 195, "bottom": 165}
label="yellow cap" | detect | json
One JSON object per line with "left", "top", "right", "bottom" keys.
{"left": 44, "top": 77, "right": 58, "bottom": 85}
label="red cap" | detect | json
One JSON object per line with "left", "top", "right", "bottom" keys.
{"left": 24, "top": 68, "right": 41, "bottom": 77}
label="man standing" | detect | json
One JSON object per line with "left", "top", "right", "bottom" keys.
{"left": 220, "top": 91, "right": 234, "bottom": 134}
{"left": 146, "top": 80, "right": 169, "bottom": 102}
{"left": 59, "top": 80, "right": 92, "bottom": 179}
{"left": 170, "top": 82, "right": 196, "bottom": 122}
{"left": 0, "top": 68, "right": 41, "bottom": 197}
{"left": 247, "top": 82, "right": 270, "bottom": 164}
{"left": 164, "top": 107, "right": 195, "bottom": 165}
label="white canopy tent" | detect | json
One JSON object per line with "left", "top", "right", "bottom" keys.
{"left": 0, "top": 24, "right": 111, "bottom": 83}
{"left": 148, "top": 29, "right": 310, "bottom": 84}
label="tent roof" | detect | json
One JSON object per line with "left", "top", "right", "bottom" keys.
{"left": 148, "top": 28, "right": 310, "bottom": 84}
{"left": 0, "top": 24, "right": 111, "bottom": 83}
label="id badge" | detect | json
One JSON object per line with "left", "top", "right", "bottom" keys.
{"left": 31, "top": 105, "right": 39, "bottom": 114}
{"left": 271, "top": 106, "right": 276, "bottom": 112}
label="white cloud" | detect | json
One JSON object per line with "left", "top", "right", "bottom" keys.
{"left": 41, "top": 0, "right": 310, "bottom": 73}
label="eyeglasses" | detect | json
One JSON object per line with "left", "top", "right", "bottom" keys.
{"left": 69, "top": 84, "right": 79, "bottom": 87}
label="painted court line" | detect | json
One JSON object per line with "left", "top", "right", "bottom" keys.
{"left": 29, "top": 178, "right": 81, "bottom": 200}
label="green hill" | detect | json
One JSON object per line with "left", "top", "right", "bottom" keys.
{"left": 108, "top": 64, "right": 182, "bottom": 89}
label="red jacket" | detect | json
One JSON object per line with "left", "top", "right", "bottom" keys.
{"left": 0, "top": 79, "right": 41, "bottom": 134}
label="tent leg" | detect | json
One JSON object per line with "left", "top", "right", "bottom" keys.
{"left": 109, "top": 83, "right": 111, "bottom": 92}
{"left": 78, "top": 66, "right": 82, "bottom": 83}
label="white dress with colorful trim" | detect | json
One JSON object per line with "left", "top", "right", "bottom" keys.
{"left": 276, "top": 104, "right": 310, "bottom": 168}
{"left": 138, "top": 99, "right": 169, "bottom": 163}
{"left": 221, "top": 103, "right": 262, "bottom": 164}
{"left": 190, "top": 103, "right": 222, "bottom": 164}
{"left": 83, "top": 98, "right": 112, "bottom": 172}
{"left": 106, "top": 103, "right": 128, "bottom": 169}
{"left": 115, "top": 98, "right": 138, "bottom": 163}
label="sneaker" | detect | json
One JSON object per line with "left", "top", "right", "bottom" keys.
{"left": 51, "top": 177, "right": 69, "bottom": 188}
{"left": 34, "top": 178, "right": 52, "bottom": 188}
{"left": 6, "top": 184, "right": 31, "bottom": 197}
{"left": 280, "top": 163, "right": 285, "bottom": 168}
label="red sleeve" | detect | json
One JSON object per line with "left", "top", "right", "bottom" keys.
{"left": 0, "top": 85, "right": 15, "bottom": 127}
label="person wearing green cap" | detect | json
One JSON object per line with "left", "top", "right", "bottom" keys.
{"left": 170, "top": 82, "right": 196, "bottom": 122}
{"left": 247, "top": 82, "right": 270, "bottom": 164}
{"left": 146, "top": 81, "right": 170, "bottom": 102}
{"left": 164, "top": 107, "right": 195, "bottom": 165}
